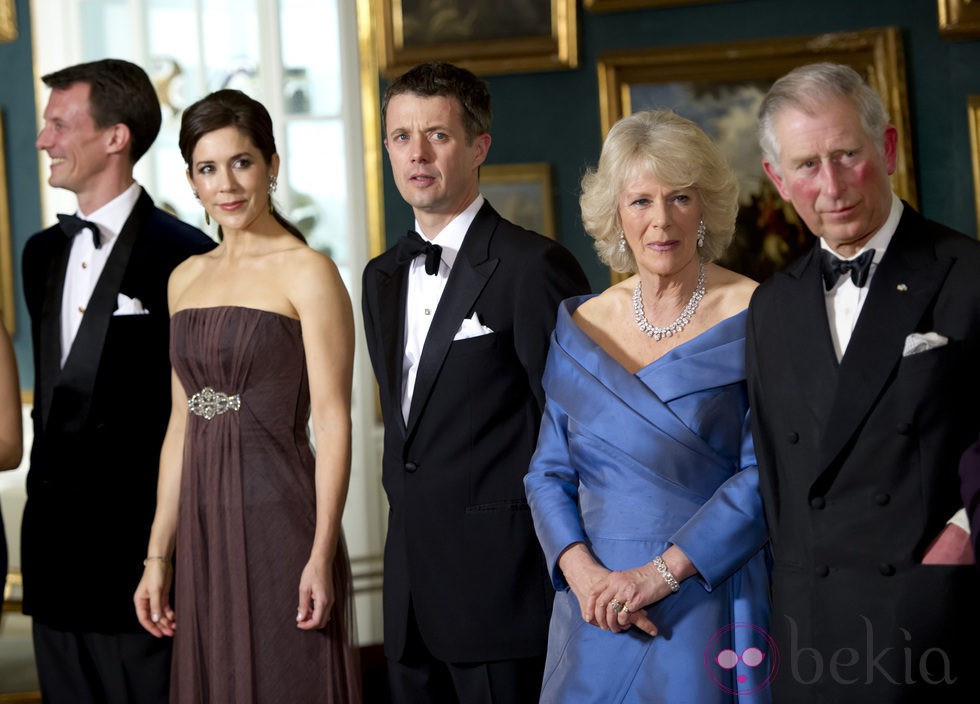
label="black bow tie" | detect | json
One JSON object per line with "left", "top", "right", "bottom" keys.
{"left": 396, "top": 230, "right": 443, "bottom": 275}
{"left": 820, "top": 248, "right": 875, "bottom": 291}
{"left": 57, "top": 213, "right": 103, "bottom": 249}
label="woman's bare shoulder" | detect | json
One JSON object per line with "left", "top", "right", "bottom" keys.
{"left": 168, "top": 251, "right": 212, "bottom": 301}
{"left": 574, "top": 278, "right": 634, "bottom": 331}
{"left": 707, "top": 264, "right": 758, "bottom": 315}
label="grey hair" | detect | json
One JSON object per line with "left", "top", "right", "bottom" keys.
{"left": 758, "top": 62, "right": 890, "bottom": 170}
{"left": 579, "top": 109, "right": 739, "bottom": 273}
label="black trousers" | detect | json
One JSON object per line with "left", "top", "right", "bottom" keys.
{"left": 32, "top": 622, "right": 171, "bottom": 704}
{"left": 387, "top": 603, "right": 545, "bottom": 704}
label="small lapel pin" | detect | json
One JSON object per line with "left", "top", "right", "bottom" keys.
{"left": 896, "top": 283, "right": 908, "bottom": 292}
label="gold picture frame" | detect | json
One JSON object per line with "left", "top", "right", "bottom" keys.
{"left": 481, "top": 163, "right": 556, "bottom": 239}
{"left": 372, "top": 0, "right": 578, "bottom": 78}
{"left": 938, "top": 0, "right": 980, "bottom": 39}
{"left": 586, "top": 0, "right": 725, "bottom": 12}
{"left": 0, "top": 112, "right": 14, "bottom": 333}
{"left": 968, "top": 96, "right": 980, "bottom": 237}
{"left": 597, "top": 26, "right": 915, "bottom": 283}
{"left": 0, "top": 0, "right": 15, "bottom": 43}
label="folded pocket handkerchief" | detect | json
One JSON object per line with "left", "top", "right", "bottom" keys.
{"left": 114, "top": 293, "right": 149, "bottom": 316}
{"left": 903, "top": 331, "right": 947, "bottom": 357}
{"left": 453, "top": 311, "right": 494, "bottom": 341}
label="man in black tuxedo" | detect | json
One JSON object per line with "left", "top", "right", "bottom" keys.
{"left": 22, "top": 59, "right": 214, "bottom": 703}
{"left": 362, "top": 62, "right": 590, "bottom": 703}
{"left": 748, "top": 62, "right": 980, "bottom": 702}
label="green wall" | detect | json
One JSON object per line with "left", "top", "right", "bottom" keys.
{"left": 380, "top": 0, "right": 980, "bottom": 291}
{"left": 0, "top": 0, "right": 39, "bottom": 388}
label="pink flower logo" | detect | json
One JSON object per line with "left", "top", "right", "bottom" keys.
{"left": 703, "top": 622, "right": 779, "bottom": 695}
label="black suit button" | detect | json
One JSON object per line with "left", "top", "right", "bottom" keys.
{"left": 404, "top": 461, "right": 419, "bottom": 473}
{"left": 896, "top": 422, "right": 912, "bottom": 435}
{"left": 815, "top": 565, "right": 830, "bottom": 578}
{"left": 878, "top": 563, "right": 896, "bottom": 577}
{"left": 874, "top": 492, "right": 890, "bottom": 506}
{"left": 810, "top": 496, "right": 826, "bottom": 510}
{"left": 787, "top": 431, "right": 799, "bottom": 444}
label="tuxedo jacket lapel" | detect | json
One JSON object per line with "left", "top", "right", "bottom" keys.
{"left": 405, "top": 211, "right": 499, "bottom": 436}
{"left": 39, "top": 238, "right": 71, "bottom": 429}
{"left": 52, "top": 192, "right": 146, "bottom": 433}
{"left": 780, "top": 248, "right": 840, "bottom": 435}
{"left": 816, "top": 213, "right": 952, "bottom": 481}
{"left": 374, "top": 261, "right": 410, "bottom": 431}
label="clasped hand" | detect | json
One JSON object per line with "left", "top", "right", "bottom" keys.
{"left": 560, "top": 544, "right": 671, "bottom": 637}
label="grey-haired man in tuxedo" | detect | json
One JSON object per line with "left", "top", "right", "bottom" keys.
{"left": 748, "top": 62, "right": 980, "bottom": 703}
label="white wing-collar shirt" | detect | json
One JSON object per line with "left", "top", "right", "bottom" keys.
{"left": 401, "top": 194, "right": 484, "bottom": 423}
{"left": 60, "top": 181, "right": 142, "bottom": 367}
{"left": 821, "top": 192, "right": 903, "bottom": 361}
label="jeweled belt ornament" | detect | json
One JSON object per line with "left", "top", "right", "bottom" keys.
{"left": 188, "top": 387, "right": 241, "bottom": 420}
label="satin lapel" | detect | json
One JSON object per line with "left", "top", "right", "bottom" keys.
{"left": 816, "top": 215, "right": 951, "bottom": 479}
{"left": 780, "top": 247, "right": 840, "bottom": 431}
{"left": 54, "top": 192, "right": 146, "bottom": 433}
{"left": 374, "top": 259, "right": 409, "bottom": 429}
{"left": 39, "top": 236, "right": 71, "bottom": 429}
{"left": 405, "top": 216, "right": 499, "bottom": 435}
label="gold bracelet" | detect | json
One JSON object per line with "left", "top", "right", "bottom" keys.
{"left": 143, "top": 556, "right": 169, "bottom": 566}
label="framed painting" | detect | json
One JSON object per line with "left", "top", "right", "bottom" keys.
{"left": 371, "top": 0, "right": 578, "bottom": 77}
{"left": 481, "top": 163, "right": 556, "bottom": 239}
{"left": 597, "top": 27, "right": 915, "bottom": 283}
{"left": 0, "top": 112, "right": 14, "bottom": 333}
{"left": 0, "top": 0, "right": 15, "bottom": 43}
{"left": 968, "top": 96, "right": 980, "bottom": 237}
{"left": 586, "top": 0, "right": 727, "bottom": 12}
{"left": 938, "top": 0, "right": 980, "bottom": 39}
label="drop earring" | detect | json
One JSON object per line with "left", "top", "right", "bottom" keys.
{"left": 192, "top": 189, "right": 210, "bottom": 226}
{"left": 697, "top": 219, "right": 705, "bottom": 248}
{"left": 618, "top": 229, "right": 626, "bottom": 253}
{"left": 268, "top": 174, "right": 278, "bottom": 214}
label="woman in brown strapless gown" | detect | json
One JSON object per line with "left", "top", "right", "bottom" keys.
{"left": 134, "top": 90, "right": 360, "bottom": 703}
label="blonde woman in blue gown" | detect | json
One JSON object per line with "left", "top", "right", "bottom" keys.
{"left": 525, "top": 110, "right": 772, "bottom": 703}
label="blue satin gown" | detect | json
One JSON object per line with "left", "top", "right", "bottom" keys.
{"left": 525, "top": 296, "right": 772, "bottom": 703}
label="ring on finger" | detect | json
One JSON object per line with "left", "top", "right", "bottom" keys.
{"left": 610, "top": 599, "right": 625, "bottom": 613}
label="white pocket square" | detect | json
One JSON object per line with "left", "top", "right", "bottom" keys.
{"left": 114, "top": 293, "right": 149, "bottom": 316}
{"left": 902, "top": 331, "right": 947, "bottom": 357}
{"left": 453, "top": 311, "right": 493, "bottom": 341}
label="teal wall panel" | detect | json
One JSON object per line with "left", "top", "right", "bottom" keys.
{"left": 379, "top": 0, "right": 980, "bottom": 291}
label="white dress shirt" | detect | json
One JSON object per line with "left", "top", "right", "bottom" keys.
{"left": 60, "top": 182, "right": 142, "bottom": 367}
{"left": 822, "top": 193, "right": 904, "bottom": 361}
{"left": 401, "top": 195, "right": 484, "bottom": 423}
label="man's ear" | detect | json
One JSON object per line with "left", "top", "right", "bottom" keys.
{"left": 762, "top": 158, "right": 791, "bottom": 201}
{"left": 472, "top": 133, "right": 491, "bottom": 168}
{"left": 105, "top": 123, "right": 132, "bottom": 157}
{"left": 882, "top": 125, "right": 898, "bottom": 176}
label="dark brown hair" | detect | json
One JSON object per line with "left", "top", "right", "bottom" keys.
{"left": 179, "top": 89, "right": 304, "bottom": 242}
{"left": 42, "top": 58, "right": 161, "bottom": 164}
{"left": 381, "top": 62, "right": 491, "bottom": 143}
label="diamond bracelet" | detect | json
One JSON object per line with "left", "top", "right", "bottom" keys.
{"left": 652, "top": 555, "right": 680, "bottom": 593}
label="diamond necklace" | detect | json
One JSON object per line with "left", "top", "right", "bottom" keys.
{"left": 632, "top": 259, "right": 706, "bottom": 341}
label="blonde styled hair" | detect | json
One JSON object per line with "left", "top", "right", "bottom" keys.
{"left": 580, "top": 110, "right": 739, "bottom": 274}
